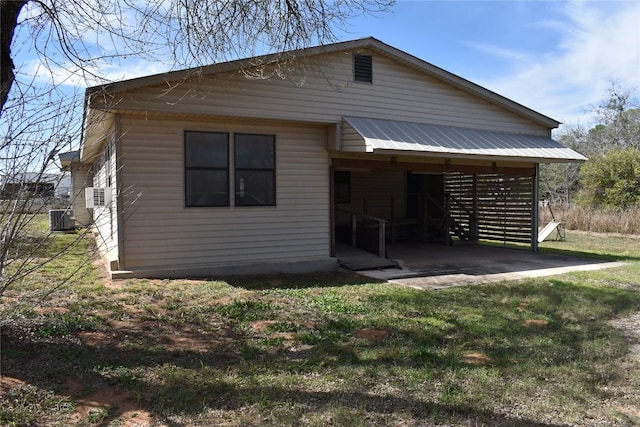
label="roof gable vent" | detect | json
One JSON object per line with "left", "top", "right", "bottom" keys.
{"left": 354, "top": 54, "right": 372, "bottom": 83}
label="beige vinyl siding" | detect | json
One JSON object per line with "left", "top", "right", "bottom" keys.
{"left": 70, "top": 165, "right": 91, "bottom": 226}
{"left": 118, "top": 116, "right": 330, "bottom": 270}
{"left": 102, "top": 51, "right": 549, "bottom": 137}
{"left": 342, "top": 121, "right": 369, "bottom": 152}
{"left": 91, "top": 135, "right": 119, "bottom": 264}
{"left": 337, "top": 170, "right": 405, "bottom": 220}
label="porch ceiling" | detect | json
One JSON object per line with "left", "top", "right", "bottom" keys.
{"left": 343, "top": 117, "right": 587, "bottom": 164}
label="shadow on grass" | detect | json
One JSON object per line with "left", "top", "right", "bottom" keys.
{"left": 2, "top": 278, "right": 640, "bottom": 426}
{"left": 224, "top": 271, "right": 383, "bottom": 290}
{"left": 484, "top": 239, "right": 640, "bottom": 263}
{"left": 1, "top": 328, "right": 571, "bottom": 427}
{"left": 539, "top": 245, "right": 640, "bottom": 262}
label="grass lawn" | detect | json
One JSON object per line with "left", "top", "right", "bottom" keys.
{"left": 1, "top": 221, "right": 640, "bottom": 426}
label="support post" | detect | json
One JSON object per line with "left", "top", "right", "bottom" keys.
{"left": 379, "top": 221, "right": 386, "bottom": 258}
{"left": 351, "top": 214, "right": 357, "bottom": 248}
{"left": 532, "top": 164, "right": 540, "bottom": 252}
{"left": 329, "top": 164, "right": 336, "bottom": 257}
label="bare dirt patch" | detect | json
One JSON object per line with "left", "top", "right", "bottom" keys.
{"left": 77, "top": 331, "right": 112, "bottom": 347}
{"left": 33, "top": 306, "right": 70, "bottom": 315}
{"left": 616, "top": 406, "right": 640, "bottom": 419}
{"left": 159, "top": 325, "right": 236, "bottom": 351}
{"left": 354, "top": 328, "right": 389, "bottom": 340}
{"left": 523, "top": 319, "right": 549, "bottom": 328}
{"left": 249, "top": 320, "right": 279, "bottom": 332}
{"left": 0, "top": 375, "right": 27, "bottom": 389}
{"left": 64, "top": 377, "right": 153, "bottom": 427}
{"left": 461, "top": 352, "right": 492, "bottom": 365}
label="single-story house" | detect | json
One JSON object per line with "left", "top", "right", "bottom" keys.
{"left": 70, "top": 37, "right": 586, "bottom": 278}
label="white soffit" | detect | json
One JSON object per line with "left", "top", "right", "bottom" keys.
{"left": 343, "top": 117, "right": 587, "bottom": 163}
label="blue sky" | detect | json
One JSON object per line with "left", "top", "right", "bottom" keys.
{"left": 341, "top": 0, "right": 640, "bottom": 126}
{"left": 12, "top": 0, "right": 640, "bottom": 131}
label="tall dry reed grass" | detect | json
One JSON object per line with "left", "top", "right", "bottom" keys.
{"left": 539, "top": 204, "right": 640, "bottom": 235}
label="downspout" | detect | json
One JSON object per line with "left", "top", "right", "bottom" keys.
{"left": 329, "top": 162, "right": 336, "bottom": 257}
{"left": 532, "top": 164, "right": 540, "bottom": 252}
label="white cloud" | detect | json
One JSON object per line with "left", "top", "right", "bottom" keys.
{"left": 463, "top": 42, "right": 527, "bottom": 61}
{"left": 14, "top": 0, "right": 176, "bottom": 90}
{"left": 19, "top": 56, "right": 170, "bottom": 89}
{"left": 473, "top": 1, "right": 640, "bottom": 128}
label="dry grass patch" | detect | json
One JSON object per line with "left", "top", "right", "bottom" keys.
{"left": 540, "top": 204, "right": 640, "bottom": 235}
{"left": 461, "top": 352, "right": 492, "bottom": 366}
{"left": 354, "top": 328, "right": 389, "bottom": 340}
{"left": 523, "top": 319, "right": 549, "bottom": 328}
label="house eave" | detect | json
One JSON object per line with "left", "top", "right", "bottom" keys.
{"left": 370, "top": 148, "right": 587, "bottom": 164}
{"left": 81, "top": 108, "right": 115, "bottom": 163}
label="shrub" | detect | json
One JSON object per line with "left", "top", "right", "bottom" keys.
{"left": 578, "top": 148, "right": 640, "bottom": 209}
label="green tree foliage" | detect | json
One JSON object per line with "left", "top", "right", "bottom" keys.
{"left": 542, "top": 83, "right": 639, "bottom": 207}
{"left": 579, "top": 148, "right": 640, "bottom": 208}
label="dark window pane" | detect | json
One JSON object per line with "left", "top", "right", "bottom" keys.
{"left": 335, "top": 170, "right": 351, "bottom": 204}
{"left": 185, "top": 132, "right": 228, "bottom": 168}
{"left": 185, "top": 170, "right": 228, "bottom": 206}
{"left": 235, "top": 134, "right": 275, "bottom": 169}
{"left": 235, "top": 170, "right": 275, "bottom": 206}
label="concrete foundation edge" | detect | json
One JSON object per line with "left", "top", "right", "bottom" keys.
{"left": 110, "top": 257, "right": 339, "bottom": 279}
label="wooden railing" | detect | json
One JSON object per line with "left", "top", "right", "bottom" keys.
{"left": 337, "top": 208, "right": 387, "bottom": 258}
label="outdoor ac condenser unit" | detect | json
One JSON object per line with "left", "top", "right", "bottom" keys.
{"left": 49, "top": 209, "right": 75, "bottom": 231}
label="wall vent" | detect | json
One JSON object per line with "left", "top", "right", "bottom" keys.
{"left": 354, "top": 54, "right": 373, "bottom": 83}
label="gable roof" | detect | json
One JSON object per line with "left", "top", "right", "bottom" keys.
{"left": 85, "top": 37, "right": 560, "bottom": 129}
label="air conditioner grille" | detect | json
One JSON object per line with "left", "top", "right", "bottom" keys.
{"left": 85, "top": 187, "right": 111, "bottom": 208}
{"left": 49, "top": 209, "right": 74, "bottom": 231}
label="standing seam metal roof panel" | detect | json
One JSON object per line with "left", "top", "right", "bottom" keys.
{"left": 343, "top": 117, "right": 587, "bottom": 162}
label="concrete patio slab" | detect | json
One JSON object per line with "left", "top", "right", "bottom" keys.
{"left": 336, "top": 242, "right": 398, "bottom": 270}
{"left": 352, "top": 243, "right": 625, "bottom": 290}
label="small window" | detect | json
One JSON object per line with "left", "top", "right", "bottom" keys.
{"left": 354, "top": 54, "right": 373, "bottom": 83}
{"left": 105, "top": 143, "right": 112, "bottom": 188}
{"left": 184, "top": 131, "right": 229, "bottom": 207}
{"left": 234, "top": 134, "right": 276, "bottom": 206}
{"left": 335, "top": 171, "right": 351, "bottom": 204}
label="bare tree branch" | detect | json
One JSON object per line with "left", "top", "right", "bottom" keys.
{"left": 0, "top": 0, "right": 395, "bottom": 321}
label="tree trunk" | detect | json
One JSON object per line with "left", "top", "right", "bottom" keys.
{"left": 1, "top": 0, "right": 27, "bottom": 115}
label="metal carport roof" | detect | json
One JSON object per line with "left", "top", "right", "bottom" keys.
{"left": 343, "top": 117, "right": 587, "bottom": 163}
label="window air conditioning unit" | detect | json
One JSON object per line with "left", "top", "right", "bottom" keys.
{"left": 85, "top": 187, "right": 111, "bottom": 208}
{"left": 49, "top": 209, "right": 75, "bottom": 231}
